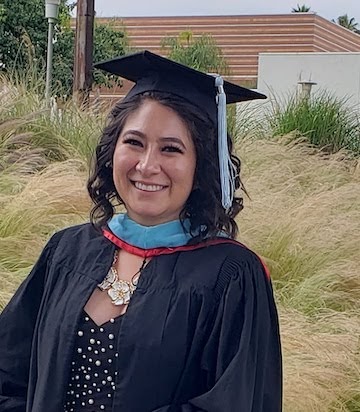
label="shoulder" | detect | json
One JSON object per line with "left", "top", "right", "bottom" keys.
{"left": 40, "top": 223, "right": 115, "bottom": 282}
{"left": 47, "top": 222, "right": 111, "bottom": 260}
{"left": 198, "top": 241, "right": 273, "bottom": 302}
{"left": 175, "top": 239, "right": 269, "bottom": 292}
{"left": 213, "top": 240, "right": 269, "bottom": 276}
{"left": 184, "top": 238, "right": 266, "bottom": 271}
{"left": 35, "top": 222, "right": 101, "bottom": 255}
{"left": 51, "top": 222, "right": 102, "bottom": 243}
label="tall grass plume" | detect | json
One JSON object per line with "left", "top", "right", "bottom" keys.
{"left": 269, "top": 91, "right": 360, "bottom": 155}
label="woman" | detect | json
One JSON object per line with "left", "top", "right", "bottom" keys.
{"left": 0, "top": 51, "right": 282, "bottom": 412}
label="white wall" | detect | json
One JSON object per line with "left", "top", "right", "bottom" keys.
{"left": 257, "top": 52, "right": 360, "bottom": 110}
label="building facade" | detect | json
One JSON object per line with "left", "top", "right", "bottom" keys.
{"left": 89, "top": 13, "right": 360, "bottom": 100}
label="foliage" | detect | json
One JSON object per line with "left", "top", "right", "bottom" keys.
{"left": 0, "top": 73, "right": 104, "bottom": 170}
{"left": 332, "top": 14, "right": 360, "bottom": 34}
{"left": 238, "top": 138, "right": 360, "bottom": 410}
{"left": 53, "top": 21, "right": 128, "bottom": 96}
{"left": 291, "top": 4, "right": 311, "bottom": 12}
{"left": 52, "top": 27, "right": 74, "bottom": 96}
{"left": 229, "top": 101, "right": 268, "bottom": 141}
{"left": 268, "top": 91, "right": 360, "bottom": 155}
{"left": 161, "top": 31, "right": 228, "bottom": 74}
{"left": 92, "top": 22, "right": 128, "bottom": 89}
{"left": 0, "top": 0, "right": 127, "bottom": 96}
{"left": 0, "top": 0, "right": 71, "bottom": 71}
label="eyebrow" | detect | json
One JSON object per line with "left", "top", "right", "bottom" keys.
{"left": 122, "top": 130, "right": 188, "bottom": 150}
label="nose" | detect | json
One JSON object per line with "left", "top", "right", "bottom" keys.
{"left": 135, "top": 148, "right": 161, "bottom": 175}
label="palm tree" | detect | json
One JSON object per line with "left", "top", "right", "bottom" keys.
{"left": 291, "top": 4, "right": 311, "bottom": 12}
{"left": 333, "top": 14, "right": 359, "bottom": 33}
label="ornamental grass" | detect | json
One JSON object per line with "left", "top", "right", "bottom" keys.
{"left": 238, "top": 138, "right": 360, "bottom": 411}
{"left": 268, "top": 91, "right": 360, "bottom": 155}
{"left": 1, "top": 76, "right": 360, "bottom": 411}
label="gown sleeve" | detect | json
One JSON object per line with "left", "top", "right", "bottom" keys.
{"left": 0, "top": 233, "right": 61, "bottom": 412}
{"left": 153, "top": 252, "right": 282, "bottom": 412}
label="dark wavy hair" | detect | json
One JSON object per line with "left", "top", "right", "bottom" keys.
{"left": 87, "top": 91, "right": 244, "bottom": 240}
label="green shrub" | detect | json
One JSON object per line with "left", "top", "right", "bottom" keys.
{"left": 269, "top": 91, "right": 360, "bottom": 155}
{"left": 161, "top": 31, "right": 228, "bottom": 74}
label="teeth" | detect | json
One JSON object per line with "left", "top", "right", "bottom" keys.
{"left": 134, "top": 182, "right": 165, "bottom": 192}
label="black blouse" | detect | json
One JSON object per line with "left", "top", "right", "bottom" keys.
{"left": 64, "top": 311, "right": 123, "bottom": 412}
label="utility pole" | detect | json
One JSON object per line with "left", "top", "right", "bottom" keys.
{"left": 73, "top": 0, "right": 95, "bottom": 106}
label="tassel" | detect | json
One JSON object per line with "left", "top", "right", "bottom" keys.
{"left": 215, "top": 76, "right": 236, "bottom": 210}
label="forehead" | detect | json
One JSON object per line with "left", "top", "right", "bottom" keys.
{"left": 122, "top": 99, "right": 191, "bottom": 133}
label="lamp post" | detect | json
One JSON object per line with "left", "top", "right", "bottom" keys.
{"left": 298, "top": 80, "right": 317, "bottom": 100}
{"left": 45, "top": 0, "right": 61, "bottom": 104}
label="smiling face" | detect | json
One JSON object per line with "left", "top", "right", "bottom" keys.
{"left": 112, "top": 99, "right": 196, "bottom": 226}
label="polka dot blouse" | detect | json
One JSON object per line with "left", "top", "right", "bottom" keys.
{"left": 64, "top": 311, "right": 122, "bottom": 411}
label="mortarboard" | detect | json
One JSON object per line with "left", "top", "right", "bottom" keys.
{"left": 94, "top": 50, "right": 266, "bottom": 210}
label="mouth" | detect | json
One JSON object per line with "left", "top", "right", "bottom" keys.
{"left": 133, "top": 181, "right": 167, "bottom": 192}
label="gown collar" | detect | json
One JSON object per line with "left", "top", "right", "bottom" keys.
{"left": 104, "top": 214, "right": 269, "bottom": 278}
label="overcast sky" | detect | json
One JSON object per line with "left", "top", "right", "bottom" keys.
{"left": 93, "top": 0, "right": 360, "bottom": 23}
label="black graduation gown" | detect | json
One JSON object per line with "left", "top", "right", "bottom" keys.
{"left": 0, "top": 223, "right": 282, "bottom": 412}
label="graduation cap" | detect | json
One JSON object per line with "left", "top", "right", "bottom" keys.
{"left": 94, "top": 50, "right": 266, "bottom": 210}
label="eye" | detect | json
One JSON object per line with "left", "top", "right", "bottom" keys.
{"left": 123, "top": 138, "right": 143, "bottom": 147}
{"left": 162, "top": 144, "right": 184, "bottom": 154}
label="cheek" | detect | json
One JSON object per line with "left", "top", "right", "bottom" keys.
{"left": 170, "top": 158, "right": 194, "bottom": 176}
{"left": 113, "top": 149, "right": 134, "bottom": 176}
{"left": 113, "top": 158, "right": 129, "bottom": 190}
{"left": 173, "top": 160, "right": 196, "bottom": 192}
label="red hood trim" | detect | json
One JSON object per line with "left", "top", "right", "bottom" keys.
{"left": 102, "top": 228, "right": 270, "bottom": 279}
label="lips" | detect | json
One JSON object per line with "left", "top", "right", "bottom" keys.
{"left": 133, "top": 181, "right": 167, "bottom": 192}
